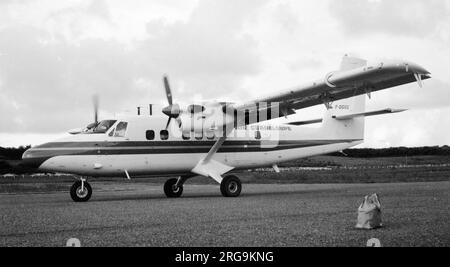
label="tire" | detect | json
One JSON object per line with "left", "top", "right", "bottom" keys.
{"left": 70, "top": 181, "right": 92, "bottom": 202}
{"left": 220, "top": 175, "right": 242, "bottom": 197}
{"left": 164, "top": 178, "right": 183, "bottom": 198}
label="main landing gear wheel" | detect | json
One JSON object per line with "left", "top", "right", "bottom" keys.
{"left": 164, "top": 178, "right": 183, "bottom": 198}
{"left": 70, "top": 180, "right": 92, "bottom": 202}
{"left": 220, "top": 175, "right": 242, "bottom": 197}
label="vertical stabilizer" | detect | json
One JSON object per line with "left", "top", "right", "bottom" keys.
{"left": 340, "top": 54, "right": 367, "bottom": 71}
{"left": 321, "top": 55, "right": 368, "bottom": 140}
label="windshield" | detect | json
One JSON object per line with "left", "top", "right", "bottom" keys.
{"left": 94, "top": 120, "right": 117, "bottom": 133}
{"left": 85, "top": 120, "right": 117, "bottom": 134}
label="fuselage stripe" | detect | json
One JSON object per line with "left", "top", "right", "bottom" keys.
{"left": 24, "top": 139, "right": 361, "bottom": 158}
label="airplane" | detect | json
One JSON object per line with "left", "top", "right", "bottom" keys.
{"left": 17, "top": 55, "right": 430, "bottom": 202}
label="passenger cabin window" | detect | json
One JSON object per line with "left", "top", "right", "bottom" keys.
{"left": 182, "top": 133, "right": 191, "bottom": 140}
{"left": 160, "top": 130, "right": 169, "bottom": 140}
{"left": 255, "top": 130, "right": 262, "bottom": 140}
{"left": 206, "top": 132, "right": 215, "bottom": 140}
{"left": 195, "top": 132, "right": 203, "bottom": 140}
{"left": 114, "top": 122, "right": 128, "bottom": 137}
{"left": 146, "top": 130, "right": 155, "bottom": 140}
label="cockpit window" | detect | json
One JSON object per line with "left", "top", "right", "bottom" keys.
{"left": 114, "top": 122, "right": 128, "bottom": 137}
{"left": 91, "top": 120, "right": 117, "bottom": 134}
{"left": 85, "top": 120, "right": 116, "bottom": 134}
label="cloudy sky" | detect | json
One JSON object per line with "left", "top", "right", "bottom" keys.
{"left": 0, "top": 0, "right": 449, "bottom": 148}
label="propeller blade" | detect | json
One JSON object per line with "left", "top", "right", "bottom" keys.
{"left": 93, "top": 94, "right": 99, "bottom": 125}
{"left": 165, "top": 117, "right": 172, "bottom": 130}
{"left": 163, "top": 75, "right": 173, "bottom": 105}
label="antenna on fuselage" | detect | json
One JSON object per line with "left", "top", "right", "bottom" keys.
{"left": 136, "top": 104, "right": 154, "bottom": 116}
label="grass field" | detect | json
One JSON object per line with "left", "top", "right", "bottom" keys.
{"left": 280, "top": 155, "right": 450, "bottom": 167}
{"left": 0, "top": 155, "right": 449, "bottom": 193}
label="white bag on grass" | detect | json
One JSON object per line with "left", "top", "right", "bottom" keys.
{"left": 356, "top": 194, "right": 382, "bottom": 230}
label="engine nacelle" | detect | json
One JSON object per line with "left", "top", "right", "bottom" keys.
{"left": 179, "top": 106, "right": 235, "bottom": 136}
{"left": 179, "top": 113, "right": 215, "bottom": 133}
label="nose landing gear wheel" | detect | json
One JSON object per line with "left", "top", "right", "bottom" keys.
{"left": 164, "top": 178, "right": 183, "bottom": 198}
{"left": 70, "top": 180, "right": 92, "bottom": 202}
{"left": 220, "top": 175, "right": 242, "bottom": 197}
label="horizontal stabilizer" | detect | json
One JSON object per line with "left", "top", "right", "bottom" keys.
{"left": 287, "top": 108, "right": 406, "bottom": 126}
{"left": 333, "top": 108, "right": 407, "bottom": 120}
{"left": 287, "top": 118, "right": 323, "bottom": 126}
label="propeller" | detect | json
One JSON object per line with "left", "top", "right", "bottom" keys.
{"left": 86, "top": 95, "right": 100, "bottom": 131}
{"left": 93, "top": 94, "right": 99, "bottom": 125}
{"left": 162, "top": 75, "right": 181, "bottom": 130}
{"left": 161, "top": 75, "right": 207, "bottom": 130}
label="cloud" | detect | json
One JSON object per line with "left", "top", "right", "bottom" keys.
{"left": 286, "top": 57, "right": 324, "bottom": 72}
{"left": 131, "top": 0, "right": 268, "bottom": 102}
{"left": 45, "top": 0, "right": 114, "bottom": 41}
{"left": 365, "top": 78, "right": 450, "bottom": 111}
{"left": 272, "top": 2, "right": 301, "bottom": 34}
{"left": 0, "top": 0, "right": 267, "bottom": 134}
{"left": 0, "top": 25, "right": 139, "bottom": 133}
{"left": 362, "top": 107, "right": 450, "bottom": 148}
{"left": 48, "top": 0, "right": 112, "bottom": 22}
{"left": 329, "top": 0, "right": 450, "bottom": 38}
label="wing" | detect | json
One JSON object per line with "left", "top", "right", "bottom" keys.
{"left": 231, "top": 56, "right": 430, "bottom": 124}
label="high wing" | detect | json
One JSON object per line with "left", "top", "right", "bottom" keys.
{"left": 230, "top": 56, "right": 431, "bottom": 124}
{"left": 188, "top": 56, "right": 430, "bottom": 182}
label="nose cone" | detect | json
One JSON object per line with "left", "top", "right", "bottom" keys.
{"left": 19, "top": 147, "right": 47, "bottom": 171}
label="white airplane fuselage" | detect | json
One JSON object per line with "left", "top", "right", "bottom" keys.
{"left": 22, "top": 113, "right": 363, "bottom": 178}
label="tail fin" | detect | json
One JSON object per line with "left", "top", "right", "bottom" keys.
{"left": 321, "top": 55, "right": 367, "bottom": 140}
{"left": 339, "top": 54, "right": 367, "bottom": 71}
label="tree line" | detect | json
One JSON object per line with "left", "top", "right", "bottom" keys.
{"left": 329, "top": 146, "right": 450, "bottom": 158}
{"left": 0, "top": 146, "right": 32, "bottom": 160}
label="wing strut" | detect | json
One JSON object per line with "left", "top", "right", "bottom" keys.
{"left": 191, "top": 133, "right": 234, "bottom": 184}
